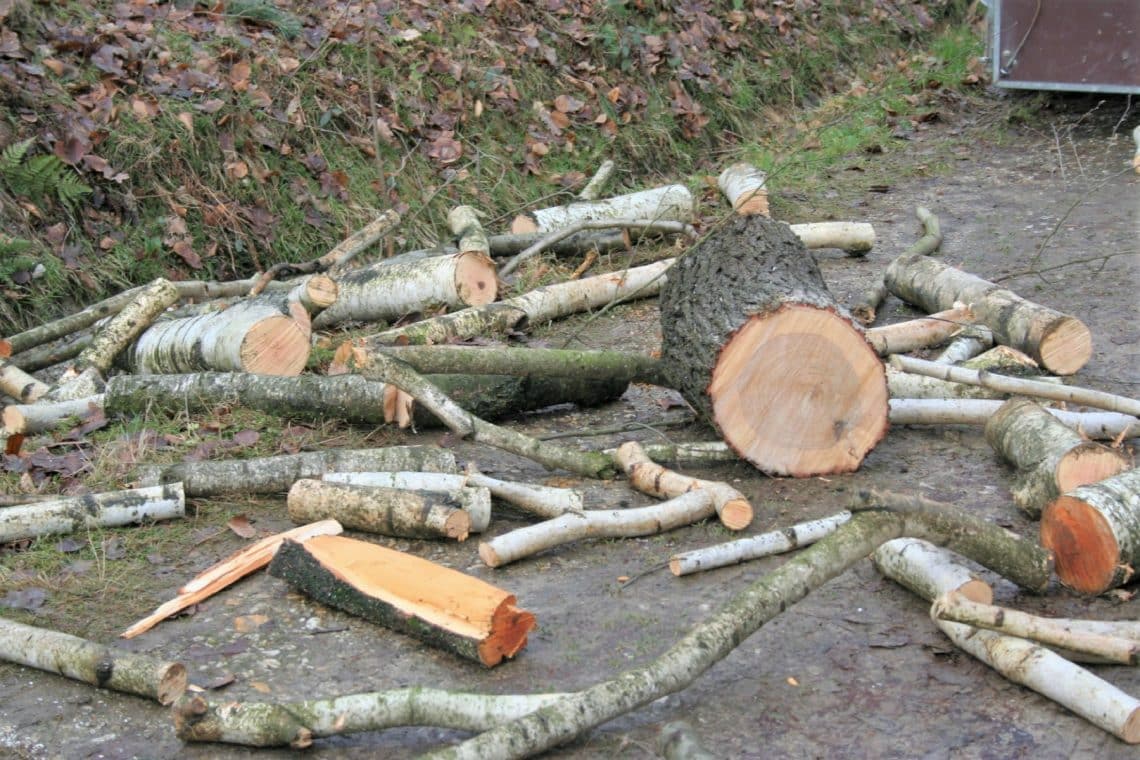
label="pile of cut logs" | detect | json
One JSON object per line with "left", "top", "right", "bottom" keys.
{"left": 1, "top": 161, "right": 1137, "bottom": 755}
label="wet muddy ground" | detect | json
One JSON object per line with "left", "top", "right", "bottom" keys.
{"left": 2, "top": 95, "right": 1138, "bottom": 759}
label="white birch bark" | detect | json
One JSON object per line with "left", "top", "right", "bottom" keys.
{"left": 669, "top": 511, "right": 852, "bottom": 576}
{"left": 0, "top": 484, "right": 185, "bottom": 543}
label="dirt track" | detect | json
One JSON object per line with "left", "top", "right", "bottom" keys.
{"left": 1, "top": 95, "right": 1138, "bottom": 759}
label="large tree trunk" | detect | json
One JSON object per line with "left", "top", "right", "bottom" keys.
{"left": 985, "top": 398, "right": 1131, "bottom": 518}
{"left": 659, "top": 215, "right": 888, "bottom": 477}
{"left": 268, "top": 535, "right": 535, "bottom": 667}
{"left": 884, "top": 253, "right": 1092, "bottom": 374}
{"left": 1040, "top": 467, "right": 1140, "bottom": 594}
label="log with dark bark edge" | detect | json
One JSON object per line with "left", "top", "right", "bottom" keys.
{"left": 985, "top": 398, "right": 1131, "bottom": 518}
{"left": 173, "top": 688, "right": 570, "bottom": 748}
{"left": 874, "top": 539, "right": 1140, "bottom": 745}
{"left": 884, "top": 248, "right": 1092, "bottom": 375}
{"left": 615, "top": 440, "right": 752, "bottom": 530}
{"left": 851, "top": 206, "right": 941, "bottom": 325}
{"left": 268, "top": 534, "right": 535, "bottom": 667}
{"left": 135, "top": 447, "right": 456, "bottom": 498}
{"left": 0, "top": 484, "right": 185, "bottom": 544}
{"left": 6, "top": 331, "right": 92, "bottom": 372}
{"left": 124, "top": 299, "right": 311, "bottom": 376}
{"left": 248, "top": 209, "right": 401, "bottom": 296}
{"left": 311, "top": 251, "right": 497, "bottom": 329}
{"left": 287, "top": 479, "right": 471, "bottom": 541}
{"left": 353, "top": 352, "right": 617, "bottom": 479}
{"left": 659, "top": 214, "right": 888, "bottom": 477}
{"left": 104, "top": 371, "right": 627, "bottom": 434}
{"left": 122, "top": 520, "right": 343, "bottom": 639}
{"left": 0, "top": 618, "right": 187, "bottom": 705}
{"left": 421, "top": 507, "right": 1050, "bottom": 760}
{"left": 1041, "top": 467, "right": 1140, "bottom": 594}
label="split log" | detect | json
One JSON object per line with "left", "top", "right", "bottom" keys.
{"left": 788, "top": 222, "right": 875, "bottom": 255}
{"left": 874, "top": 539, "right": 1140, "bottom": 745}
{"left": 0, "top": 618, "right": 186, "bottom": 705}
{"left": 499, "top": 219, "right": 694, "bottom": 277}
{"left": 136, "top": 447, "right": 456, "bottom": 497}
{"left": 889, "top": 398, "right": 1139, "bottom": 440}
{"left": 960, "top": 345, "right": 1049, "bottom": 376}
{"left": 511, "top": 185, "right": 693, "bottom": 234}
{"left": 934, "top": 325, "right": 994, "bottom": 364}
{"left": 932, "top": 591, "right": 1140, "bottom": 666}
{"left": 870, "top": 538, "right": 994, "bottom": 604}
{"left": 615, "top": 441, "right": 752, "bottom": 530}
{"left": 669, "top": 511, "right": 852, "bottom": 577}
{"left": 122, "top": 520, "right": 343, "bottom": 639}
{"left": 718, "top": 162, "right": 769, "bottom": 216}
{"left": 174, "top": 688, "right": 569, "bottom": 748}
{"left": 985, "top": 398, "right": 1131, "bottom": 518}
{"left": 851, "top": 206, "right": 941, "bottom": 325}
{"left": 885, "top": 252, "right": 1092, "bottom": 374}
{"left": 312, "top": 251, "right": 497, "bottom": 329}
{"left": 891, "top": 355, "right": 1140, "bottom": 417}
{"left": 67, "top": 278, "right": 179, "bottom": 376}
{"left": 1041, "top": 467, "right": 1140, "bottom": 594}
{"left": 426, "top": 505, "right": 1051, "bottom": 759}
{"left": 353, "top": 352, "right": 617, "bottom": 479}
{"left": 478, "top": 490, "right": 715, "bottom": 568}
{"left": 865, "top": 303, "right": 973, "bottom": 355}
{"left": 0, "top": 357, "right": 50, "bottom": 403}
{"left": 465, "top": 464, "right": 584, "bottom": 519}
{"left": 0, "top": 484, "right": 185, "bottom": 544}
{"left": 1, "top": 394, "right": 103, "bottom": 435}
{"left": 248, "top": 209, "right": 400, "bottom": 295}
{"left": 659, "top": 214, "right": 888, "bottom": 477}
{"left": 448, "top": 205, "right": 490, "bottom": 257}
{"left": 322, "top": 472, "right": 491, "bottom": 531}
{"left": 287, "top": 479, "right": 471, "bottom": 541}
{"left": 268, "top": 534, "right": 535, "bottom": 667}
{"left": 124, "top": 300, "right": 310, "bottom": 376}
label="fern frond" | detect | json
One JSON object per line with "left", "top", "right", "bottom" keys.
{"left": 0, "top": 138, "right": 34, "bottom": 174}
{"left": 0, "top": 148, "right": 91, "bottom": 210}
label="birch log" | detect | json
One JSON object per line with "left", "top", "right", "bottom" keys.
{"left": 1041, "top": 467, "right": 1140, "bottom": 594}
{"left": 985, "top": 398, "right": 1131, "bottom": 518}
{"left": 578, "top": 160, "right": 615, "bottom": 201}
{"left": 669, "top": 511, "right": 852, "bottom": 576}
{"left": 0, "top": 357, "right": 50, "bottom": 403}
{"left": 887, "top": 369, "right": 1008, "bottom": 401}
{"left": 870, "top": 538, "right": 994, "bottom": 604}
{"left": 934, "top": 326, "right": 994, "bottom": 364}
{"left": 0, "top": 484, "right": 185, "bottom": 543}
{"left": 511, "top": 185, "right": 694, "bottom": 234}
{"left": 851, "top": 206, "right": 941, "bottom": 325}
{"left": 268, "top": 535, "right": 535, "bottom": 667}
{"left": 478, "top": 490, "right": 715, "bottom": 568}
{"left": 287, "top": 479, "right": 471, "bottom": 541}
{"left": 884, "top": 253, "right": 1092, "bottom": 374}
{"left": 2, "top": 394, "right": 103, "bottom": 435}
{"left": 124, "top": 300, "right": 310, "bottom": 376}
{"left": 69, "top": 278, "right": 179, "bottom": 375}
{"left": 312, "top": 252, "right": 497, "bottom": 329}
{"left": 321, "top": 472, "right": 491, "bottom": 532}
{"left": 448, "top": 206, "right": 491, "bottom": 257}
{"left": 718, "top": 162, "right": 769, "bottom": 216}
{"left": 874, "top": 540, "right": 1140, "bottom": 745}
{"left": 615, "top": 441, "right": 752, "bottom": 530}
{"left": 865, "top": 303, "right": 973, "bottom": 355}
{"left": 959, "top": 344, "right": 1047, "bottom": 375}
{"left": 788, "top": 222, "right": 875, "bottom": 254}
{"left": 122, "top": 520, "right": 344, "bottom": 639}
{"left": 889, "top": 398, "right": 1140, "bottom": 440}
{"left": 0, "top": 618, "right": 187, "bottom": 705}
{"left": 136, "top": 447, "right": 457, "bottom": 497}
{"left": 465, "top": 464, "right": 584, "bottom": 519}
{"left": 6, "top": 331, "right": 91, "bottom": 372}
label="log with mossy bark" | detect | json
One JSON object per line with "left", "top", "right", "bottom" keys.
{"left": 123, "top": 299, "right": 311, "bottom": 376}
{"left": 660, "top": 214, "right": 888, "bottom": 477}
{"left": 321, "top": 472, "right": 491, "bottom": 531}
{"left": 122, "top": 520, "right": 344, "bottom": 639}
{"left": 885, "top": 252, "right": 1092, "bottom": 375}
{"left": 985, "top": 398, "right": 1131, "bottom": 518}
{"left": 268, "top": 534, "right": 535, "bottom": 667}
{"left": 135, "top": 447, "right": 456, "bottom": 498}
{"left": 66, "top": 278, "right": 180, "bottom": 377}
{"left": 0, "top": 484, "right": 185, "bottom": 544}
{"left": 1041, "top": 467, "right": 1140, "bottom": 595}
{"left": 511, "top": 185, "right": 694, "bottom": 234}
{"left": 288, "top": 479, "right": 472, "bottom": 541}
{"left": 312, "top": 251, "right": 497, "bottom": 329}
{"left": 0, "top": 618, "right": 187, "bottom": 705}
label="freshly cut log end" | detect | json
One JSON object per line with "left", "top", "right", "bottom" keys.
{"left": 478, "top": 541, "right": 504, "bottom": 569}
{"left": 241, "top": 315, "right": 310, "bottom": 376}
{"left": 453, "top": 251, "right": 498, "bottom": 306}
{"left": 511, "top": 214, "right": 539, "bottom": 235}
{"left": 707, "top": 304, "right": 889, "bottom": 476}
{"left": 1041, "top": 495, "right": 1126, "bottom": 595}
{"left": 481, "top": 601, "right": 536, "bottom": 666}
{"left": 1039, "top": 317, "right": 1093, "bottom": 377}
{"left": 718, "top": 498, "right": 753, "bottom": 531}
{"left": 1055, "top": 444, "right": 1131, "bottom": 496}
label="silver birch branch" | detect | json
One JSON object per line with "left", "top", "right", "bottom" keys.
{"left": 0, "top": 618, "right": 187, "bottom": 705}
{"left": 511, "top": 185, "right": 694, "bottom": 234}
{"left": 787, "top": 221, "right": 875, "bottom": 254}
{"left": 287, "top": 479, "right": 472, "bottom": 541}
{"left": 500, "top": 219, "right": 695, "bottom": 277}
{"left": 890, "top": 355, "right": 1140, "bottom": 417}
{"left": 1, "top": 394, "right": 103, "bottom": 435}
{"left": 934, "top": 325, "right": 994, "bottom": 364}
{"left": 0, "top": 484, "right": 185, "bottom": 543}
{"left": 69, "top": 278, "right": 179, "bottom": 376}
{"left": 851, "top": 206, "right": 941, "bottom": 325}
{"left": 465, "top": 464, "right": 584, "bottom": 519}
{"left": 320, "top": 471, "right": 491, "bottom": 532}
{"left": 865, "top": 303, "right": 973, "bottom": 355}
{"left": 578, "top": 159, "right": 615, "bottom": 201}
{"left": 0, "top": 357, "right": 50, "bottom": 403}
{"left": 718, "top": 162, "right": 769, "bottom": 216}
{"left": 889, "top": 398, "right": 1139, "bottom": 440}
